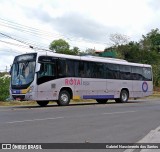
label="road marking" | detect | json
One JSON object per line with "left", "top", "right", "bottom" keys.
{"left": 0, "top": 109, "right": 12, "bottom": 112}
{"left": 102, "top": 111, "right": 136, "bottom": 115}
{"left": 6, "top": 117, "right": 64, "bottom": 124}
{"left": 124, "top": 125, "right": 160, "bottom": 152}
{"left": 5, "top": 111, "right": 136, "bottom": 124}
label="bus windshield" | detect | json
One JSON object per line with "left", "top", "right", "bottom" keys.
{"left": 11, "top": 61, "right": 35, "bottom": 85}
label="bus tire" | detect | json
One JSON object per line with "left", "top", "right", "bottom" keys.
{"left": 96, "top": 99, "right": 108, "bottom": 104}
{"left": 37, "top": 101, "right": 49, "bottom": 107}
{"left": 57, "top": 90, "right": 70, "bottom": 106}
{"left": 115, "top": 90, "right": 129, "bottom": 103}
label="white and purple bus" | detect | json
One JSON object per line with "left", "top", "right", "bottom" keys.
{"left": 10, "top": 52, "right": 153, "bottom": 106}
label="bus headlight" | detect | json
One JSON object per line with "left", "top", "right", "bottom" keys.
{"left": 28, "top": 86, "right": 34, "bottom": 93}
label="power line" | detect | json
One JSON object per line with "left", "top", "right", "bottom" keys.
{"left": 0, "top": 32, "right": 33, "bottom": 47}
{"left": 0, "top": 18, "right": 66, "bottom": 40}
{"left": 0, "top": 39, "right": 29, "bottom": 49}
{"left": 0, "top": 18, "right": 61, "bottom": 36}
{"left": 0, "top": 18, "right": 109, "bottom": 46}
{"left": 0, "top": 32, "right": 50, "bottom": 51}
{"left": 0, "top": 23, "right": 61, "bottom": 41}
{"left": 0, "top": 30, "right": 48, "bottom": 50}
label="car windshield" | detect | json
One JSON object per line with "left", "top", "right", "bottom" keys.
{"left": 11, "top": 61, "right": 35, "bottom": 85}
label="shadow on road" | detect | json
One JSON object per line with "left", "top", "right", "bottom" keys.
{"left": 12, "top": 100, "right": 139, "bottom": 109}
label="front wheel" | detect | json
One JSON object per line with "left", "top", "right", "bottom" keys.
{"left": 57, "top": 90, "right": 70, "bottom": 106}
{"left": 96, "top": 99, "right": 108, "bottom": 104}
{"left": 37, "top": 101, "right": 49, "bottom": 107}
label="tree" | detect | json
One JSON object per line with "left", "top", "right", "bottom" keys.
{"left": 140, "top": 28, "right": 160, "bottom": 53}
{"left": 109, "top": 33, "right": 130, "bottom": 46}
{"left": 70, "top": 47, "right": 80, "bottom": 55}
{"left": 80, "top": 48, "right": 96, "bottom": 56}
{"left": 49, "top": 39, "right": 70, "bottom": 54}
{"left": 49, "top": 39, "right": 79, "bottom": 55}
{"left": 116, "top": 41, "right": 141, "bottom": 62}
{"left": 0, "top": 75, "right": 10, "bottom": 101}
{"left": 152, "top": 64, "right": 160, "bottom": 87}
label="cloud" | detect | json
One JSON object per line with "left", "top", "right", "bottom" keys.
{"left": 148, "top": 0, "right": 160, "bottom": 10}
{"left": 53, "top": 13, "right": 126, "bottom": 42}
{"left": 22, "top": 5, "right": 125, "bottom": 44}
{"left": 0, "top": 50, "right": 15, "bottom": 71}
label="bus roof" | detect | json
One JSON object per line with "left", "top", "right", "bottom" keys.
{"left": 22, "top": 51, "right": 152, "bottom": 68}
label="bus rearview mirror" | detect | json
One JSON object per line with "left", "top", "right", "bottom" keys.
{"left": 35, "top": 63, "right": 41, "bottom": 72}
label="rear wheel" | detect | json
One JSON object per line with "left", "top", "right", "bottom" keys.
{"left": 115, "top": 90, "right": 129, "bottom": 103}
{"left": 96, "top": 99, "right": 108, "bottom": 104}
{"left": 37, "top": 101, "right": 49, "bottom": 107}
{"left": 57, "top": 90, "right": 70, "bottom": 106}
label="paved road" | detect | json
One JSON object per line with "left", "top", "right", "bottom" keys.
{"left": 0, "top": 99, "right": 160, "bottom": 151}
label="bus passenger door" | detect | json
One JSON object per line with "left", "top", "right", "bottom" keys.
{"left": 37, "top": 57, "right": 57, "bottom": 100}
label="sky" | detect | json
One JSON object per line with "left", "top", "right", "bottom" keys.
{"left": 0, "top": 0, "right": 160, "bottom": 71}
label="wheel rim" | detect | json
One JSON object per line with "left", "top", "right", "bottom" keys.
{"left": 60, "top": 93, "right": 68, "bottom": 103}
{"left": 122, "top": 92, "right": 127, "bottom": 102}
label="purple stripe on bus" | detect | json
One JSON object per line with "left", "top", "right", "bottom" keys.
{"left": 83, "top": 95, "right": 114, "bottom": 99}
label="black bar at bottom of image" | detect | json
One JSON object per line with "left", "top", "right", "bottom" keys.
{"left": 0, "top": 143, "right": 160, "bottom": 149}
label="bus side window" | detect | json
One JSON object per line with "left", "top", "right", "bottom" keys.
{"left": 132, "top": 67, "right": 143, "bottom": 80}
{"left": 143, "top": 67, "right": 152, "bottom": 81}
{"left": 74, "top": 61, "right": 80, "bottom": 77}
{"left": 94, "top": 62, "right": 104, "bottom": 78}
{"left": 83, "top": 61, "right": 91, "bottom": 78}
{"left": 58, "top": 59, "right": 66, "bottom": 78}
{"left": 66, "top": 60, "right": 74, "bottom": 77}
{"left": 120, "top": 65, "right": 131, "bottom": 80}
{"left": 38, "top": 63, "right": 55, "bottom": 77}
{"left": 78, "top": 61, "right": 85, "bottom": 78}
{"left": 106, "top": 64, "right": 119, "bottom": 79}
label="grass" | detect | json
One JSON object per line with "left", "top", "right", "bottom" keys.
{"left": 0, "top": 99, "right": 97, "bottom": 107}
{"left": 148, "top": 91, "right": 160, "bottom": 98}
{"left": 0, "top": 101, "right": 37, "bottom": 107}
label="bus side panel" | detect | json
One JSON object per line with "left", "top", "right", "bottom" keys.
{"left": 107, "top": 79, "right": 119, "bottom": 98}
{"left": 37, "top": 80, "right": 59, "bottom": 101}
{"left": 107, "top": 80, "right": 133, "bottom": 98}
{"left": 81, "top": 78, "right": 108, "bottom": 99}
{"left": 58, "top": 77, "right": 81, "bottom": 99}
{"left": 73, "top": 78, "right": 83, "bottom": 100}
{"left": 23, "top": 81, "right": 38, "bottom": 101}
{"left": 142, "top": 81, "right": 153, "bottom": 97}
{"left": 132, "top": 80, "right": 143, "bottom": 98}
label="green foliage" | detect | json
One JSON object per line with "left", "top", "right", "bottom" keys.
{"left": 70, "top": 46, "right": 80, "bottom": 55}
{"left": 141, "top": 28, "right": 160, "bottom": 53}
{"left": 109, "top": 33, "right": 129, "bottom": 46}
{"left": 49, "top": 39, "right": 80, "bottom": 55}
{"left": 0, "top": 77, "right": 10, "bottom": 101}
{"left": 152, "top": 65, "right": 160, "bottom": 87}
{"left": 80, "top": 48, "right": 96, "bottom": 56}
{"left": 49, "top": 39, "right": 70, "bottom": 53}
